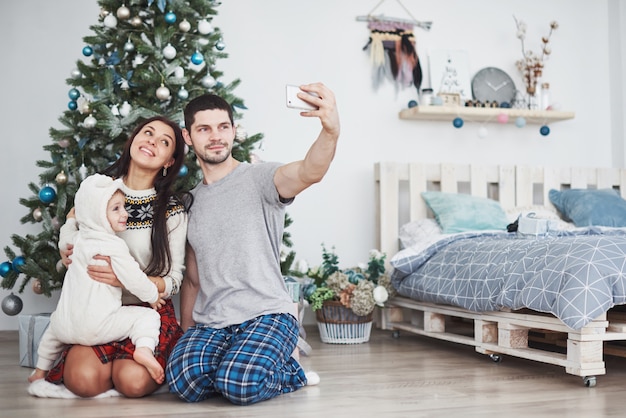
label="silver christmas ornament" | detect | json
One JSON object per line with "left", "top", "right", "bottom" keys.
{"left": 119, "top": 101, "right": 132, "bottom": 117}
{"left": 156, "top": 85, "right": 171, "bottom": 100}
{"left": 103, "top": 14, "right": 118, "bottom": 28}
{"left": 201, "top": 75, "right": 216, "bottom": 88}
{"left": 33, "top": 208, "right": 43, "bottom": 221}
{"left": 130, "top": 16, "right": 142, "bottom": 27}
{"left": 116, "top": 5, "right": 131, "bottom": 20}
{"left": 83, "top": 115, "right": 97, "bottom": 129}
{"left": 70, "top": 68, "right": 81, "bottom": 79}
{"left": 163, "top": 44, "right": 176, "bottom": 60}
{"left": 32, "top": 279, "right": 44, "bottom": 295}
{"left": 124, "top": 40, "right": 135, "bottom": 52}
{"left": 55, "top": 171, "right": 68, "bottom": 184}
{"left": 178, "top": 87, "right": 189, "bottom": 100}
{"left": 179, "top": 19, "right": 191, "bottom": 32}
{"left": 2, "top": 293, "right": 23, "bottom": 316}
{"left": 197, "top": 19, "right": 212, "bottom": 35}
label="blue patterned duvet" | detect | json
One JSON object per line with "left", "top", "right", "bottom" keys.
{"left": 390, "top": 227, "right": 626, "bottom": 330}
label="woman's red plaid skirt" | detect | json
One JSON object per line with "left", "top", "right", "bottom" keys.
{"left": 46, "top": 299, "right": 182, "bottom": 384}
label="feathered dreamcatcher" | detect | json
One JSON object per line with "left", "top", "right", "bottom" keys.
{"left": 357, "top": 0, "right": 432, "bottom": 93}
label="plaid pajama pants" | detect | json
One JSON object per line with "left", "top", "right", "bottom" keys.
{"left": 166, "top": 313, "right": 307, "bottom": 405}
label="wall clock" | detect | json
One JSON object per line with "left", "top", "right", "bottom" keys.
{"left": 471, "top": 67, "right": 516, "bottom": 106}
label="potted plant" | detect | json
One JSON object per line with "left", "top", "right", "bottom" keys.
{"left": 302, "top": 245, "right": 395, "bottom": 344}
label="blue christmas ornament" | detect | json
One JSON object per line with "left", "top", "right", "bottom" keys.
{"left": 12, "top": 256, "right": 25, "bottom": 272}
{"left": 453, "top": 117, "right": 464, "bottom": 128}
{"left": 515, "top": 117, "right": 526, "bottom": 128}
{"left": 178, "top": 165, "right": 188, "bottom": 177}
{"left": 408, "top": 100, "right": 418, "bottom": 108}
{"left": 165, "top": 11, "right": 177, "bottom": 24}
{"left": 191, "top": 51, "right": 204, "bottom": 65}
{"left": 39, "top": 186, "right": 57, "bottom": 204}
{"left": 0, "top": 261, "right": 12, "bottom": 278}
{"left": 215, "top": 40, "right": 226, "bottom": 51}
{"left": 500, "top": 102, "right": 511, "bottom": 108}
{"left": 68, "top": 100, "right": 78, "bottom": 111}
{"left": 68, "top": 88, "right": 80, "bottom": 100}
{"left": 540, "top": 125, "right": 551, "bottom": 136}
{"left": 82, "top": 46, "right": 93, "bottom": 57}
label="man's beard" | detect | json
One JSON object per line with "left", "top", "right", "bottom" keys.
{"left": 197, "top": 145, "right": 231, "bottom": 165}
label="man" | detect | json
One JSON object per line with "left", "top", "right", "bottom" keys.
{"left": 166, "top": 83, "right": 340, "bottom": 405}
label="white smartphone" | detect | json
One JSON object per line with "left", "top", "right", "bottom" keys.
{"left": 286, "top": 84, "right": 319, "bottom": 110}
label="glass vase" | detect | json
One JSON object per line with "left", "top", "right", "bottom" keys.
{"left": 527, "top": 93, "right": 539, "bottom": 110}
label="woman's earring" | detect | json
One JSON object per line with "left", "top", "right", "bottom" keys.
{"left": 162, "top": 166, "right": 168, "bottom": 177}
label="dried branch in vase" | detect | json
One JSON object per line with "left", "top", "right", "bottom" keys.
{"left": 514, "top": 16, "right": 559, "bottom": 96}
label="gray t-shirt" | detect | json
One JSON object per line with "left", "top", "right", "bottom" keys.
{"left": 188, "top": 162, "right": 294, "bottom": 328}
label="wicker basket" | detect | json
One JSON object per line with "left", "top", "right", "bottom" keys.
{"left": 315, "top": 300, "right": 373, "bottom": 344}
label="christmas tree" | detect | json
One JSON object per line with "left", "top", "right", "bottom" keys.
{"left": 0, "top": 0, "right": 264, "bottom": 302}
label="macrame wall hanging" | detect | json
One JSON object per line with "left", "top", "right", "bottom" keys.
{"left": 357, "top": 0, "right": 432, "bottom": 93}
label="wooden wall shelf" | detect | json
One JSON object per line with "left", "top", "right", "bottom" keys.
{"left": 399, "top": 106, "right": 575, "bottom": 125}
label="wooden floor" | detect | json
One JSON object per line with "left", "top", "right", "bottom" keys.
{"left": 4, "top": 325, "right": 626, "bottom": 417}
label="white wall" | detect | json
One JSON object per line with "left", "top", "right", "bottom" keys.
{"left": 0, "top": 1, "right": 101, "bottom": 329}
{"left": 609, "top": 0, "right": 626, "bottom": 166}
{"left": 0, "top": 0, "right": 619, "bottom": 330}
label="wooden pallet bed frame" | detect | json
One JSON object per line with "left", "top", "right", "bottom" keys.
{"left": 374, "top": 161, "right": 626, "bottom": 387}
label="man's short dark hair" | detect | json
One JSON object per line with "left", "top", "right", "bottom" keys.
{"left": 184, "top": 94, "right": 234, "bottom": 130}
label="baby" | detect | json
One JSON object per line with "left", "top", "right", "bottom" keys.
{"left": 29, "top": 174, "right": 164, "bottom": 384}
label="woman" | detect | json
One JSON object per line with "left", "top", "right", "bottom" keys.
{"left": 47, "top": 116, "right": 190, "bottom": 398}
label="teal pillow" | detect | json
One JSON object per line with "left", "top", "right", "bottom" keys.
{"left": 421, "top": 191, "right": 509, "bottom": 234}
{"left": 548, "top": 188, "right": 626, "bottom": 227}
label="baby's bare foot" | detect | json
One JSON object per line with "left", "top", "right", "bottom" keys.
{"left": 134, "top": 347, "right": 164, "bottom": 384}
{"left": 28, "top": 368, "right": 47, "bottom": 383}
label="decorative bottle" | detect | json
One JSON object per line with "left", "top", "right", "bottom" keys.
{"left": 540, "top": 83, "right": 551, "bottom": 110}
{"left": 420, "top": 88, "right": 434, "bottom": 106}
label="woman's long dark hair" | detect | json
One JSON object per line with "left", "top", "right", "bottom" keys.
{"left": 102, "top": 115, "right": 188, "bottom": 277}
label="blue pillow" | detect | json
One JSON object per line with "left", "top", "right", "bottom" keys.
{"left": 421, "top": 191, "right": 509, "bottom": 234}
{"left": 548, "top": 188, "right": 626, "bottom": 227}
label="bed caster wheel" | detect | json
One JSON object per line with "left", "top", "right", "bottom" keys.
{"left": 489, "top": 354, "right": 502, "bottom": 363}
{"left": 392, "top": 330, "right": 400, "bottom": 339}
{"left": 583, "top": 376, "right": 596, "bottom": 387}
